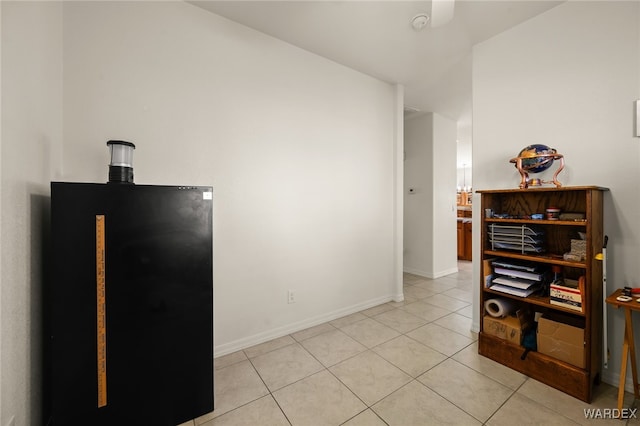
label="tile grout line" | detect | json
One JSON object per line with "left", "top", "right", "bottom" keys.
{"left": 208, "top": 270, "right": 477, "bottom": 424}
{"left": 417, "top": 352, "right": 513, "bottom": 424}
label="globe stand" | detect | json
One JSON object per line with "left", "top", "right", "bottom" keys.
{"left": 509, "top": 153, "right": 565, "bottom": 189}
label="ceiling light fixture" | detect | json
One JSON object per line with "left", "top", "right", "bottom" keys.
{"left": 411, "top": 13, "right": 430, "bottom": 31}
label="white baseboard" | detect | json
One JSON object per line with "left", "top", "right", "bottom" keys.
{"left": 403, "top": 267, "right": 432, "bottom": 278}
{"left": 392, "top": 292, "right": 405, "bottom": 303}
{"left": 433, "top": 267, "right": 459, "bottom": 278}
{"left": 601, "top": 368, "right": 633, "bottom": 393}
{"left": 214, "top": 294, "right": 396, "bottom": 357}
{"left": 403, "top": 266, "right": 459, "bottom": 279}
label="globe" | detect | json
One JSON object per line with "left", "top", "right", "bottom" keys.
{"left": 516, "top": 144, "right": 557, "bottom": 173}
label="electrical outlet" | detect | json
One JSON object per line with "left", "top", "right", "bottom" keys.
{"left": 288, "top": 290, "right": 295, "bottom": 304}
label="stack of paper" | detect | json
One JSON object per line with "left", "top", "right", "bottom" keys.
{"left": 490, "top": 260, "right": 545, "bottom": 297}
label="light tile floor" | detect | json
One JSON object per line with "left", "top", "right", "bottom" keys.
{"left": 181, "top": 262, "right": 638, "bottom": 425}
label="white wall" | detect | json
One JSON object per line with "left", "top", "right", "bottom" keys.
{"left": 0, "top": 1, "right": 400, "bottom": 422}
{"left": 393, "top": 85, "right": 405, "bottom": 303}
{"left": 404, "top": 114, "right": 434, "bottom": 276}
{"left": 1, "top": 4, "right": 3, "bottom": 422}
{"left": 1, "top": 2, "right": 64, "bottom": 425}
{"left": 404, "top": 112, "right": 457, "bottom": 278}
{"left": 62, "top": 1, "right": 399, "bottom": 355}
{"left": 432, "top": 113, "right": 458, "bottom": 276}
{"left": 472, "top": 0, "right": 640, "bottom": 389}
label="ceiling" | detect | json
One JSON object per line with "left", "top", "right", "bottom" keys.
{"left": 189, "top": 1, "right": 563, "bottom": 164}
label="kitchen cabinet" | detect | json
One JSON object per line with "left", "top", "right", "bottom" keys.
{"left": 457, "top": 209, "right": 472, "bottom": 261}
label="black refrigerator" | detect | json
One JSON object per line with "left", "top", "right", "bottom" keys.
{"left": 50, "top": 182, "right": 214, "bottom": 425}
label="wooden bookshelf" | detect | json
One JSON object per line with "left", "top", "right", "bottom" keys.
{"left": 477, "top": 186, "right": 607, "bottom": 402}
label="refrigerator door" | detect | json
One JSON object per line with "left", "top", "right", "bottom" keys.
{"left": 51, "top": 183, "right": 213, "bottom": 425}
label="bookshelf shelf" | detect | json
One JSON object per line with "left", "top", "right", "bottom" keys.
{"left": 485, "top": 218, "right": 587, "bottom": 226}
{"left": 483, "top": 288, "right": 586, "bottom": 317}
{"left": 483, "top": 250, "right": 588, "bottom": 268}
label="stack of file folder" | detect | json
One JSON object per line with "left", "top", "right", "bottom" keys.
{"left": 488, "top": 224, "right": 544, "bottom": 254}
{"left": 490, "top": 259, "right": 546, "bottom": 297}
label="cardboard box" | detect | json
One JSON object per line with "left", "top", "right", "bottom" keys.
{"left": 537, "top": 316, "right": 585, "bottom": 368}
{"left": 550, "top": 278, "right": 583, "bottom": 312}
{"left": 483, "top": 315, "right": 522, "bottom": 345}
